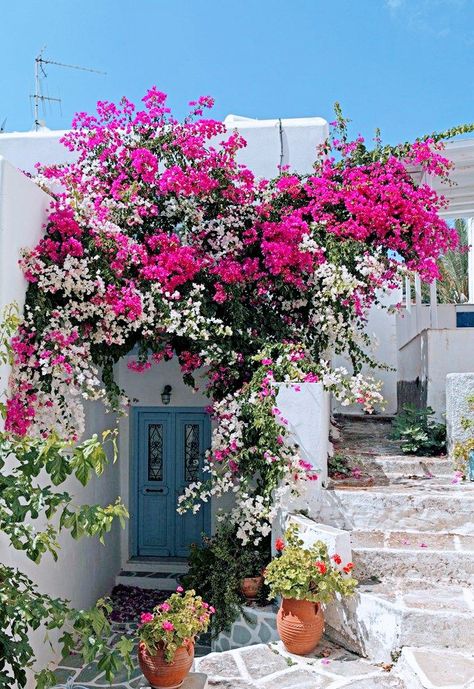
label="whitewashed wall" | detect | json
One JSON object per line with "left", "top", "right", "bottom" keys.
{"left": 397, "top": 328, "right": 474, "bottom": 417}
{"left": 272, "top": 383, "right": 330, "bottom": 546}
{"left": 223, "top": 115, "right": 329, "bottom": 178}
{"left": 276, "top": 382, "right": 329, "bottom": 485}
{"left": 332, "top": 289, "right": 401, "bottom": 416}
{"left": 0, "top": 116, "right": 329, "bottom": 177}
{"left": 0, "top": 129, "right": 72, "bottom": 175}
{"left": 0, "top": 157, "right": 121, "bottom": 681}
{"left": 0, "top": 156, "right": 51, "bottom": 312}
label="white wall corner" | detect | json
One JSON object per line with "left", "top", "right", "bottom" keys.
{"left": 281, "top": 513, "right": 352, "bottom": 563}
{"left": 276, "top": 382, "right": 330, "bottom": 484}
{"left": 224, "top": 115, "right": 329, "bottom": 178}
{"left": 272, "top": 383, "right": 331, "bottom": 550}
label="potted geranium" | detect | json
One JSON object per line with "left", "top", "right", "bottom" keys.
{"left": 264, "top": 525, "right": 357, "bottom": 655}
{"left": 137, "top": 587, "right": 215, "bottom": 688}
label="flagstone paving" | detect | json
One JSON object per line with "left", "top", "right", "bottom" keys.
{"left": 55, "top": 638, "right": 474, "bottom": 688}
{"left": 194, "top": 642, "right": 408, "bottom": 688}
{"left": 56, "top": 637, "right": 412, "bottom": 688}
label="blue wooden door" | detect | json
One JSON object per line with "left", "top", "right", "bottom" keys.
{"left": 133, "top": 408, "right": 211, "bottom": 558}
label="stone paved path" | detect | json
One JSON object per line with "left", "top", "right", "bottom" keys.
{"left": 56, "top": 637, "right": 410, "bottom": 688}
{"left": 195, "top": 641, "right": 407, "bottom": 688}
{"left": 58, "top": 640, "right": 472, "bottom": 689}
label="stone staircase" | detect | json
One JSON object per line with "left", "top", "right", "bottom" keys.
{"left": 319, "top": 416, "right": 474, "bottom": 666}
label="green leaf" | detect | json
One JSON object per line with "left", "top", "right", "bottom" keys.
{"left": 97, "top": 651, "right": 120, "bottom": 681}
{"left": 115, "top": 636, "right": 134, "bottom": 671}
{"left": 72, "top": 451, "right": 94, "bottom": 486}
{"left": 45, "top": 453, "right": 70, "bottom": 485}
{"left": 35, "top": 669, "right": 57, "bottom": 689}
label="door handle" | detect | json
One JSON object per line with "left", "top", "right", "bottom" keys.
{"left": 144, "top": 488, "right": 165, "bottom": 493}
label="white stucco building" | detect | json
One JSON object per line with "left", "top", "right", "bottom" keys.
{"left": 1, "top": 118, "right": 474, "bottom": 678}
{"left": 0, "top": 116, "right": 332, "bottom": 673}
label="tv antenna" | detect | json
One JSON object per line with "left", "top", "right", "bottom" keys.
{"left": 31, "top": 47, "right": 106, "bottom": 131}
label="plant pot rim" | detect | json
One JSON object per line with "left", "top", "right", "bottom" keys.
{"left": 139, "top": 638, "right": 195, "bottom": 660}
{"left": 282, "top": 596, "right": 319, "bottom": 601}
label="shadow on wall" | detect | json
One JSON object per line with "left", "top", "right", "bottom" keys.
{"left": 397, "top": 377, "right": 428, "bottom": 413}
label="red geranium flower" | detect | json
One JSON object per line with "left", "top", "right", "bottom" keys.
{"left": 275, "top": 538, "right": 285, "bottom": 552}
{"left": 343, "top": 562, "right": 354, "bottom": 574}
{"left": 331, "top": 554, "right": 342, "bottom": 565}
{"left": 314, "top": 561, "right": 327, "bottom": 575}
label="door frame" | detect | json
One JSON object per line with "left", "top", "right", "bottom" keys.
{"left": 129, "top": 406, "right": 211, "bottom": 559}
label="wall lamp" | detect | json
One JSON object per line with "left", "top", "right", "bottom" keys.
{"left": 161, "top": 385, "right": 172, "bottom": 405}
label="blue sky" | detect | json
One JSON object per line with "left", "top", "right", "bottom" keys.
{"left": 1, "top": 0, "right": 474, "bottom": 144}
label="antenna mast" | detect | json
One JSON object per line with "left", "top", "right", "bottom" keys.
{"left": 31, "top": 48, "right": 106, "bottom": 131}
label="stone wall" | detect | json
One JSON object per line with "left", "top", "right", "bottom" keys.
{"left": 211, "top": 605, "right": 279, "bottom": 652}
{"left": 446, "top": 372, "right": 474, "bottom": 456}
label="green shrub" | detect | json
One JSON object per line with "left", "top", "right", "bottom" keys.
{"left": 391, "top": 404, "right": 446, "bottom": 456}
{"left": 183, "top": 522, "right": 270, "bottom": 637}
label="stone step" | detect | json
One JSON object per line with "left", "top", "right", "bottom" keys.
{"left": 115, "top": 568, "right": 183, "bottom": 590}
{"left": 324, "top": 579, "right": 474, "bottom": 663}
{"left": 351, "top": 530, "right": 474, "bottom": 585}
{"left": 397, "top": 646, "right": 474, "bottom": 689}
{"left": 319, "top": 483, "right": 474, "bottom": 533}
{"left": 125, "top": 558, "right": 188, "bottom": 574}
{"left": 356, "top": 455, "right": 452, "bottom": 477}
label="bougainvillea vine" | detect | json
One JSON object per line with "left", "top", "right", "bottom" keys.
{"left": 6, "top": 89, "right": 458, "bottom": 542}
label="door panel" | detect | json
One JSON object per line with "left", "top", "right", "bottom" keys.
{"left": 134, "top": 408, "right": 211, "bottom": 558}
{"left": 174, "top": 413, "right": 211, "bottom": 557}
{"left": 137, "top": 412, "right": 174, "bottom": 556}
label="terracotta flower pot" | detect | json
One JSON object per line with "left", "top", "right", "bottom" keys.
{"left": 240, "top": 576, "right": 264, "bottom": 602}
{"left": 138, "top": 639, "right": 194, "bottom": 689}
{"left": 277, "top": 598, "right": 324, "bottom": 655}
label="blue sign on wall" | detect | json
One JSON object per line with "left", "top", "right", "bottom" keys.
{"left": 456, "top": 311, "right": 474, "bottom": 328}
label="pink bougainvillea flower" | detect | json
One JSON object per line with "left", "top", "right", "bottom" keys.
{"left": 5, "top": 86, "right": 459, "bottom": 547}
